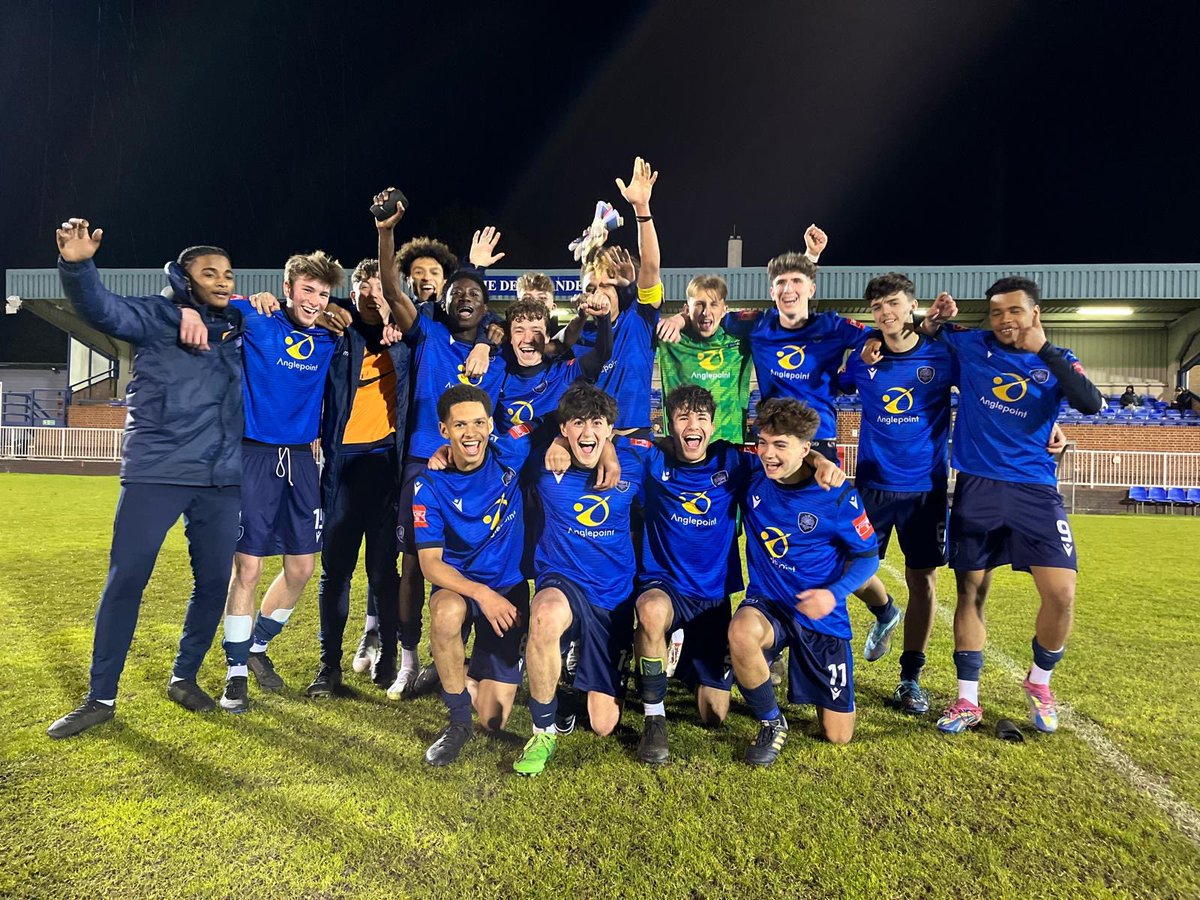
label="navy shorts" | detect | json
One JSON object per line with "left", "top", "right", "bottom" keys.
{"left": 397, "top": 457, "right": 429, "bottom": 555}
{"left": 238, "top": 442, "right": 322, "bottom": 556}
{"left": 636, "top": 578, "right": 732, "bottom": 691}
{"left": 737, "top": 597, "right": 855, "bottom": 713}
{"left": 949, "top": 473, "right": 1078, "bottom": 573}
{"left": 448, "top": 582, "right": 529, "bottom": 685}
{"left": 857, "top": 485, "right": 948, "bottom": 570}
{"left": 537, "top": 574, "right": 633, "bottom": 699}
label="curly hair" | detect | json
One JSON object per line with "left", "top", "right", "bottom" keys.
{"left": 557, "top": 382, "right": 618, "bottom": 425}
{"left": 754, "top": 398, "right": 819, "bottom": 443}
{"left": 395, "top": 236, "right": 457, "bottom": 279}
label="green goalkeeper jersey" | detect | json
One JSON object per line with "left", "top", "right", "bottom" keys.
{"left": 657, "top": 327, "right": 752, "bottom": 444}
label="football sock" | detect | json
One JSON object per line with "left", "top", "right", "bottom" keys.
{"left": 529, "top": 697, "right": 558, "bottom": 733}
{"left": 94, "top": 698, "right": 115, "bottom": 706}
{"left": 400, "top": 647, "right": 418, "bottom": 672}
{"left": 399, "top": 619, "right": 422, "bottom": 652}
{"left": 639, "top": 657, "right": 667, "bottom": 715}
{"left": 739, "top": 677, "right": 781, "bottom": 722}
{"left": 1029, "top": 638, "right": 1065, "bottom": 685}
{"left": 899, "top": 650, "right": 926, "bottom": 682}
{"left": 364, "top": 615, "right": 378, "bottom": 633}
{"left": 251, "top": 607, "right": 292, "bottom": 652}
{"left": 222, "top": 614, "right": 254, "bottom": 667}
{"left": 953, "top": 650, "right": 983, "bottom": 705}
{"left": 442, "top": 688, "right": 472, "bottom": 726}
{"left": 226, "top": 665, "right": 248, "bottom": 679}
{"left": 870, "top": 596, "right": 896, "bottom": 622}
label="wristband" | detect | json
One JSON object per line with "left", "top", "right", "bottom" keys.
{"left": 635, "top": 215, "right": 653, "bottom": 222}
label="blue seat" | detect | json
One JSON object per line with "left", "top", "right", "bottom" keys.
{"left": 1127, "top": 485, "right": 1149, "bottom": 512}
{"left": 1148, "top": 486, "right": 1169, "bottom": 511}
{"left": 1187, "top": 487, "right": 1200, "bottom": 508}
{"left": 1168, "top": 487, "right": 1192, "bottom": 507}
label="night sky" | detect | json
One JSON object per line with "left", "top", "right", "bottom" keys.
{"left": 2, "top": 0, "right": 1197, "bottom": 279}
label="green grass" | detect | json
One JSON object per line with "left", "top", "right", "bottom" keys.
{"left": 2, "top": 473, "right": 1199, "bottom": 899}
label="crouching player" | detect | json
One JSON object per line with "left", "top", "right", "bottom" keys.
{"left": 413, "top": 386, "right": 535, "bottom": 765}
{"left": 729, "top": 399, "right": 880, "bottom": 765}
{"left": 633, "top": 385, "right": 845, "bottom": 764}
{"left": 514, "top": 383, "right": 643, "bottom": 776}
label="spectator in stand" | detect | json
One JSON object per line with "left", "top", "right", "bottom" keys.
{"left": 1171, "top": 386, "right": 1198, "bottom": 412}
{"left": 1119, "top": 385, "right": 1140, "bottom": 408}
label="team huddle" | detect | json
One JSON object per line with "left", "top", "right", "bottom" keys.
{"left": 47, "top": 156, "right": 1104, "bottom": 773}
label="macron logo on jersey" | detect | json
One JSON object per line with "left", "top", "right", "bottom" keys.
{"left": 452, "top": 498, "right": 463, "bottom": 512}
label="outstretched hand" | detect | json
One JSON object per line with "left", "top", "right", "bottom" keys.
{"left": 469, "top": 226, "right": 506, "bottom": 267}
{"left": 616, "top": 157, "right": 658, "bottom": 209}
{"left": 56, "top": 218, "right": 103, "bottom": 261}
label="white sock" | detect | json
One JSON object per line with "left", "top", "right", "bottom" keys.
{"left": 401, "top": 647, "right": 418, "bottom": 671}
{"left": 168, "top": 675, "right": 184, "bottom": 685}
{"left": 227, "top": 665, "right": 248, "bottom": 679}
{"left": 644, "top": 701, "right": 666, "bottom": 717}
{"left": 224, "top": 614, "right": 253, "bottom": 643}
{"left": 1028, "top": 664, "right": 1054, "bottom": 686}
{"left": 94, "top": 698, "right": 116, "bottom": 706}
{"left": 267, "top": 607, "right": 293, "bottom": 624}
{"left": 364, "top": 615, "right": 378, "bottom": 632}
{"left": 958, "top": 679, "right": 980, "bottom": 705}
{"left": 249, "top": 641, "right": 268, "bottom": 654}
{"left": 532, "top": 723, "right": 557, "bottom": 735}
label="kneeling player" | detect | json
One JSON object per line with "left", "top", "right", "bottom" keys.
{"left": 729, "top": 399, "right": 880, "bottom": 765}
{"left": 514, "top": 383, "right": 642, "bottom": 776}
{"left": 633, "top": 385, "right": 845, "bottom": 764}
{"left": 413, "top": 386, "right": 534, "bottom": 765}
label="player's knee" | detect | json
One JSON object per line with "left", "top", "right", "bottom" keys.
{"left": 825, "top": 728, "right": 854, "bottom": 746}
{"left": 727, "top": 617, "right": 762, "bottom": 656}
{"left": 233, "top": 554, "right": 263, "bottom": 587}
{"left": 528, "top": 596, "right": 569, "bottom": 643}
{"left": 635, "top": 594, "right": 672, "bottom": 636}
{"left": 283, "top": 554, "right": 315, "bottom": 584}
{"left": 698, "top": 701, "right": 728, "bottom": 727}
{"left": 429, "top": 591, "right": 466, "bottom": 633}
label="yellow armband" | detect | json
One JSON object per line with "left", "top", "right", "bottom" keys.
{"left": 637, "top": 282, "right": 663, "bottom": 306}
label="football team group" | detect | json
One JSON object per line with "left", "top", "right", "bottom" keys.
{"left": 46, "top": 157, "right": 1103, "bottom": 774}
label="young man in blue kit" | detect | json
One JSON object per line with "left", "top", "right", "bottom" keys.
{"left": 922, "top": 278, "right": 1103, "bottom": 735}
{"left": 729, "top": 398, "right": 881, "bottom": 765}
{"left": 48, "top": 219, "right": 245, "bottom": 737}
{"left": 513, "top": 383, "right": 644, "bottom": 776}
{"left": 217, "top": 251, "right": 344, "bottom": 712}
{"left": 412, "top": 385, "right": 538, "bottom": 765}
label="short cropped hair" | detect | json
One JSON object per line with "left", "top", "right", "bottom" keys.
{"left": 285, "top": 250, "right": 345, "bottom": 289}
{"left": 437, "top": 384, "right": 493, "bottom": 423}
{"left": 986, "top": 276, "right": 1041, "bottom": 307}
{"left": 352, "top": 258, "right": 379, "bottom": 285}
{"left": 755, "top": 398, "right": 819, "bottom": 443}
{"left": 506, "top": 298, "right": 552, "bottom": 330}
{"left": 687, "top": 274, "right": 728, "bottom": 301}
{"left": 558, "top": 382, "right": 617, "bottom": 425}
{"left": 864, "top": 272, "right": 915, "bottom": 303}
{"left": 178, "top": 245, "right": 230, "bottom": 269}
{"left": 396, "top": 236, "right": 457, "bottom": 279}
{"left": 767, "top": 252, "right": 818, "bottom": 282}
{"left": 665, "top": 384, "right": 716, "bottom": 421}
{"left": 516, "top": 272, "right": 554, "bottom": 297}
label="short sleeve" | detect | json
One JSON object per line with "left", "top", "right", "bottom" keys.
{"left": 412, "top": 478, "right": 444, "bottom": 549}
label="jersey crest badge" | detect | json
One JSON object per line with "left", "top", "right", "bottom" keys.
{"left": 615, "top": 480, "right": 631, "bottom": 493}
{"left": 917, "top": 366, "right": 935, "bottom": 384}
{"left": 501, "top": 468, "right": 516, "bottom": 486}
{"left": 711, "top": 470, "right": 729, "bottom": 487}
{"left": 797, "top": 512, "right": 819, "bottom": 533}
{"left": 1031, "top": 368, "right": 1050, "bottom": 384}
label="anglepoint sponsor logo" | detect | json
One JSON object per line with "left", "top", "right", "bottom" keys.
{"left": 775, "top": 345, "right": 806, "bottom": 370}
{"left": 991, "top": 373, "right": 1029, "bottom": 403}
{"left": 285, "top": 332, "right": 315, "bottom": 360}
{"left": 882, "top": 387, "right": 914, "bottom": 414}
{"left": 978, "top": 395, "right": 1029, "bottom": 418}
{"left": 506, "top": 400, "right": 534, "bottom": 424}
{"left": 276, "top": 357, "right": 319, "bottom": 372}
{"left": 573, "top": 494, "right": 610, "bottom": 527}
{"left": 697, "top": 348, "right": 725, "bottom": 371}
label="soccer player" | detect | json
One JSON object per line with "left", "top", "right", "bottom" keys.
{"left": 304, "top": 258, "right": 411, "bottom": 698}
{"left": 396, "top": 235, "right": 457, "bottom": 306}
{"left": 632, "top": 385, "right": 846, "bottom": 763}
{"left": 48, "top": 220, "right": 245, "bottom": 737}
{"left": 516, "top": 272, "right": 559, "bottom": 326}
{"left": 217, "top": 251, "right": 344, "bottom": 712}
{"left": 412, "top": 385, "right": 538, "bottom": 765}
{"left": 569, "top": 157, "right": 665, "bottom": 435}
{"left": 840, "top": 273, "right": 954, "bottom": 713}
{"left": 656, "top": 274, "right": 752, "bottom": 444}
{"left": 513, "top": 383, "right": 643, "bottom": 776}
{"left": 376, "top": 192, "right": 505, "bottom": 699}
{"left": 923, "top": 278, "right": 1103, "bottom": 735}
{"left": 729, "top": 398, "right": 880, "bottom": 765}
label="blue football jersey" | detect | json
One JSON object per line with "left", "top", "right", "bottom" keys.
{"left": 411, "top": 431, "right": 533, "bottom": 589}
{"left": 725, "top": 309, "right": 865, "bottom": 441}
{"left": 741, "top": 464, "right": 879, "bottom": 639}
{"left": 404, "top": 313, "right": 505, "bottom": 459}
{"left": 533, "top": 443, "right": 644, "bottom": 609}
{"left": 637, "top": 439, "right": 749, "bottom": 599}
{"left": 232, "top": 299, "right": 338, "bottom": 444}
{"left": 841, "top": 334, "right": 954, "bottom": 491}
{"left": 574, "top": 301, "right": 657, "bottom": 430}
{"left": 939, "top": 327, "right": 1077, "bottom": 487}
{"left": 494, "top": 354, "right": 585, "bottom": 433}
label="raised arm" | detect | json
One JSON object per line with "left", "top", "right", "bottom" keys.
{"left": 1016, "top": 309, "right": 1104, "bottom": 415}
{"left": 576, "top": 294, "right": 614, "bottom": 381}
{"left": 373, "top": 189, "right": 418, "bottom": 332}
{"left": 616, "top": 157, "right": 661, "bottom": 296}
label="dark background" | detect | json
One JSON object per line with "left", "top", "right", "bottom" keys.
{"left": 2, "top": 0, "right": 1197, "bottom": 277}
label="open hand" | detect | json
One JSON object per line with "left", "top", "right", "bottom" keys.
{"left": 469, "top": 226, "right": 506, "bottom": 267}
{"left": 56, "top": 218, "right": 103, "bottom": 262}
{"left": 616, "top": 157, "right": 658, "bottom": 210}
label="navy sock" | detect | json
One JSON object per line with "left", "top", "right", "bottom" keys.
{"left": 529, "top": 696, "right": 558, "bottom": 731}
{"left": 441, "top": 688, "right": 473, "bottom": 726}
{"left": 224, "top": 639, "right": 252, "bottom": 667}
{"left": 953, "top": 649, "right": 984, "bottom": 682}
{"left": 1031, "top": 637, "right": 1065, "bottom": 671}
{"left": 871, "top": 596, "right": 896, "bottom": 622}
{"left": 899, "top": 650, "right": 926, "bottom": 682}
{"left": 252, "top": 613, "right": 284, "bottom": 648}
{"left": 739, "top": 678, "right": 781, "bottom": 722}
{"left": 399, "top": 618, "right": 422, "bottom": 652}
{"left": 639, "top": 657, "right": 667, "bottom": 705}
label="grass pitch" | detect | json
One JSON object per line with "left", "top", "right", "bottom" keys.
{"left": 2, "top": 473, "right": 1199, "bottom": 899}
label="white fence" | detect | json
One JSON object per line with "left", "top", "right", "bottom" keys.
{"left": 2, "top": 428, "right": 1199, "bottom": 489}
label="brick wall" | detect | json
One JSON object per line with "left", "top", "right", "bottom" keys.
{"left": 67, "top": 404, "right": 127, "bottom": 428}
{"left": 836, "top": 410, "right": 1200, "bottom": 452}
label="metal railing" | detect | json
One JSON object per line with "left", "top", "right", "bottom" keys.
{"left": 0, "top": 426, "right": 123, "bottom": 460}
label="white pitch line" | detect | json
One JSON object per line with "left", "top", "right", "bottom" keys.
{"left": 877, "top": 559, "right": 1200, "bottom": 848}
